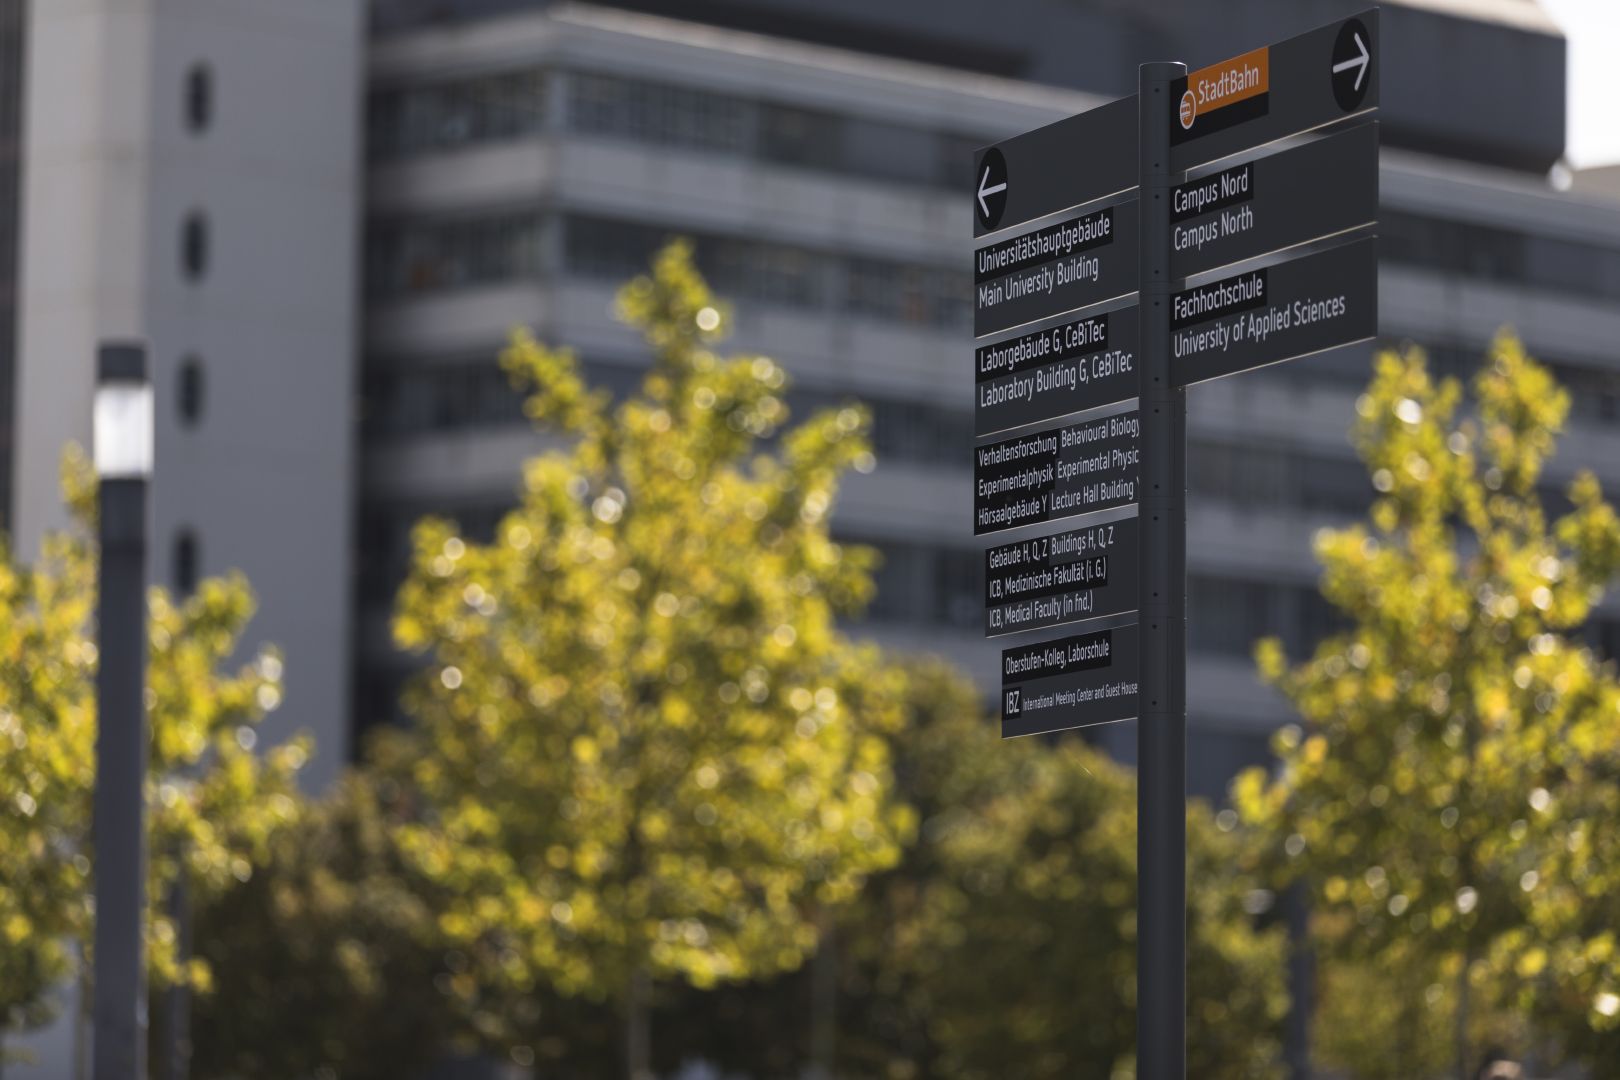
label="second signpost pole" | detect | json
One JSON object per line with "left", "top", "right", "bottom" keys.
{"left": 1136, "top": 59, "right": 1188, "bottom": 1080}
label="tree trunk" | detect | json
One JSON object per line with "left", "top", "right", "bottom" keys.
{"left": 1454, "top": 945, "right": 1471, "bottom": 1080}
{"left": 160, "top": 870, "right": 192, "bottom": 1080}
{"left": 626, "top": 967, "right": 652, "bottom": 1080}
{"left": 809, "top": 906, "right": 837, "bottom": 1080}
{"left": 73, "top": 956, "right": 90, "bottom": 1080}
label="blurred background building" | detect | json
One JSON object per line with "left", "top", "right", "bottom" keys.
{"left": 0, "top": 0, "right": 1616, "bottom": 794}
{"left": 0, "top": 0, "right": 1611, "bottom": 798}
{"left": 353, "top": 0, "right": 1620, "bottom": 798}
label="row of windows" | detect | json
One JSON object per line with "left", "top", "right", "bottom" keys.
{"left": 361, "top": 350, "right": 1620, "bottom": 556}
{"left": 368, "top": 67, "right": 985, "bottom": 192}
{"left": 1382, "top": 209, "right": 1620, "bottom": 302}
{"left": 367, "top": 69, "right": 546, "bottom": 159}
{"left": 352, "top": 490, "right": 1375, "bottom": 659}
{"left": 360, "top": 356, "right": 970, "bottom": 464}
{"left": 357, "top": 486, "right": 1620, "bottom": 712}
{"left": 1189, "top": 440, "right": 1371, "bottom": 518}
{"left": 368, "top": 223, "right": 1620, "bottom": 416}
{"left": 365, "top": 210, "right": 972, "bottom": 332}
{"left": 365, "top": 210, "right": 543, "bottom": 299}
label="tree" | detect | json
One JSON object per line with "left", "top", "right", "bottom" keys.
{"left": 186, "top": 772, "right": 457, "bottom": 1080}
{"left": 1233, "top": 334, "right": 1620, "bottom": 1077}
{"left": 0, "top": 448, "right": 308, "bottom": 1057}
{"left": 387, "top": 240, "right": 914, "bottom": 1076}
{"left": 647, "top": 659, "right": 1288, "bottom": 1080}
{"left": 838, "top": 660, "right": 1287, "bottom": 1080}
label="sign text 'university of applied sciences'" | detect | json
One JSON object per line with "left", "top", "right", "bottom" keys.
{"left": 975, "top": 410, "right": 1140, "bottom": 536}
{"left": 974, "top": 199, "right": 1139, "bottom": 337}
{"left": 975, "top": 308, "right": 1138, "bottom": 437}
{"left": 1171, "top": 236, "right": 1377, "bottom": 386}
{"left": 1002, "top": 624, "right": 1140, "bottom": 738}
{"left": 985, "top": 515, "right": 1139, "bottom": 637}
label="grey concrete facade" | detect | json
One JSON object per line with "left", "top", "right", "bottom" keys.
{"left": 11, "top": 0, "right": 364, "bottom": 790}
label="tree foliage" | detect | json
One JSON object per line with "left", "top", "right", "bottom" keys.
{"left": 1234, "top": 335, "right": 1620, "bottom": 1076}
{"left": 386, "top": 241, "right": 914, "bottom": 1057}
{"left": 0, "top": 448, "right": 307, "bottom": 1043}
{"left": 187, "top": 773, "right": 455, "bottom": 1080}
{"left": 839, "top": 661, "right": 1287, "bottom": 1080}
{"left": 641, "top": 660, "right": 1287, "bottom": 1080}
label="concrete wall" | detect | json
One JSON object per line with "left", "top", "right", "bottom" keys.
{"left": 14, "top": 0, "right": 364, "bottom": 790}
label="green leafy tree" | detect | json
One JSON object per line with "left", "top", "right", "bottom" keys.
{"left": 1234, "top": 334, "right": 1620, "bottom": 1077}
{"left": 186, "top": 772, "right": 456, "bottom": 1080}
{"left": 0, "top": 449, "right": 308, "bottom": 1056}
{"left": 842, "top": 661, "right": 1287, "bottom": 1080}
{"left": 388, "top": 241, "right": 913, "bottom": 1075}
{"left": 648, "top": 659, "right": 1288, "bottom": 1080}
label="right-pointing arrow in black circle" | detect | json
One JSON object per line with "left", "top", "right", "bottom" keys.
{"left": 1331, "top": 18, "right": 1372, "bottom": 111}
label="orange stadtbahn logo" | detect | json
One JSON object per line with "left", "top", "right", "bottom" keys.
{"left": 1179, "top": 46, "right": 1270, "bottom": 130}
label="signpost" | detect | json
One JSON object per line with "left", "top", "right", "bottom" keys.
{"left": 970, "top": 10, "right": 1381, "bottom": 1077}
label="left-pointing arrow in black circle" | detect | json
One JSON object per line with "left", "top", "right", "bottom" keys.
{"left": 976, "top": 148, "right": 1008, "bottom": 231}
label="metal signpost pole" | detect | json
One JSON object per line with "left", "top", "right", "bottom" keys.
{"left": 1136, "top": 60, "right": 1187, "bottom": 1080}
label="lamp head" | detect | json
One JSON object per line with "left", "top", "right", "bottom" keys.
{"left": 93, "top": 343, "right": 153, "bottom": 480}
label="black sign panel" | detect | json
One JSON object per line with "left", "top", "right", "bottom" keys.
{"left": 975, "top": 308, "right": 1138, "bottom": 437}
{"left": 985, "top": 515, "right": 1138, "bottom": 637}
{"left": 970, "top": 9, "right": 1378, "bottom": 238}
{"left": 1170, "top": 122, "right": 1378, "bottom": 280}
{"left": 972, "top": 97, "right": 1136, "bottom": 238}
{"left": 974, "top": 199, "right": 1139, "bottom": 337}
{"left": 974, "top": 410, "right": 1140, "bottom": 536}
{"left": 1169, "top": 10, "right": 1378, "bottom": 173}
{"left": 1171, "top": 236, "right": 1377, "bottom": 385}
{"left": 1002, "top": 624, "right": 1140, "bottom": 738}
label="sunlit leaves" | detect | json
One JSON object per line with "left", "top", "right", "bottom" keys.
{"left": 0, "top": 447, "right": 308, "bottom": 1037}
{"left": 823, "top": 662, "right": 1286, "bottom": 1080}
{"left": 387, "top": 242, "right": 910, "bottom": 1031}
{"left": 1236, "top": 334, "right": 1620, "bottom": 1074}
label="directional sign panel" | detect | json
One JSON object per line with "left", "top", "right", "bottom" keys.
{"left": 985, "top": 515, "right": 1139, "bottom": 637}
{"left": 975, "top": 307, "right": 1138, "bottom": 437}
{"left": 1171, "top": 236, "right": 1377, "bottom": 386}
{"left": 975, "top": 410, "right": 1140, "bottom": 536}
{"left": 974, "top": 199, "right": 1139, "bottom": 337}
{"left": 1002, "top": 624, "right": 1140, "bottom": 738}
{"left": 1170, "top": 122, "right": 1378, "bottom": 280}
{"left": 971, "top": 10, "right": 1378, "bottom": 238}
{"left": 1170, "top": 10, "right": 1378, "bottom": 172}
{"left": 973, "top": 96, "right": 1135, "bottom": 238}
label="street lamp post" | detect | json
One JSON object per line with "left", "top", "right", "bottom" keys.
{"left": 91, "top": 341, "right": 153, "bottom": 1080}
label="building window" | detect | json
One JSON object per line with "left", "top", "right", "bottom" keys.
{"left": 185, "top": 64, "right": 212, "bottom": 134}
{"left": 181, "top": 212, "right": 208, "bottom": 281}
{"left": 365, "top": 212, "right": 542, "bottom": 299}
{"left": 368, "top": 69, "right": 546, "bottom": 160}
{"left": 178, "top": 355, "right": 204, "bottom": 427}
{"left": 173, "top": 529, "right": 200, "bottom": 596}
